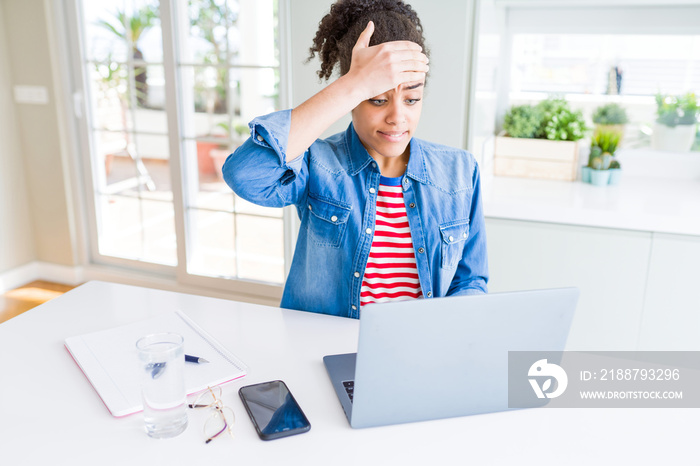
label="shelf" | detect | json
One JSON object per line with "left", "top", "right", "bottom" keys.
{"left": 482, "top": 174, "right": 700, "bottom": 236}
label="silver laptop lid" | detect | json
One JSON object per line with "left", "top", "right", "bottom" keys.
{"left": 350, "top": 288, "right": 579, "bottom": 428}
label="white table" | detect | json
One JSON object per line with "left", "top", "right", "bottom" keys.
{"left": 0, "top": 281, "right": 696, "bottom": 465}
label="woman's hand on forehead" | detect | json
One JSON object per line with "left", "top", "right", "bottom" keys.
{"left": 345, "top": 21, "right": 429, "bottom": 101}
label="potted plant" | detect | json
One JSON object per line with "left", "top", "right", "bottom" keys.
{"left": 584, "top": 130, "right": 620, "bottom": 186}
{"left": 652, "top": 92, "right": 699, "bottom": 152}
{"left": 495, "top": 97, "right": 588, "bottom": 181}
{"left": 592, "top": 103, "right": 628, "bottom": 142}
{"left": 589, "top": 155, "right": 610, "bottom": 186}
{"left": 536, "top": 98, "right": 588, "bottom": 142}
{"left": 608, "top": 159, "right": 622, "bottom": 185}
{"left": 502, "top": 104, "right": 541, "bottom": 139}
{"left": 581, "top": 146, "right": 600, "bottom": 183}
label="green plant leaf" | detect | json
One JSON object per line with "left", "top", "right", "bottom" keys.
{"left": 592, "top": 103, "right": 628, "bottom": 125}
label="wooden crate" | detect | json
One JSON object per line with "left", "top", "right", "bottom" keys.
{"left": 494, "top": 135, "right": 579, "bottom": 181}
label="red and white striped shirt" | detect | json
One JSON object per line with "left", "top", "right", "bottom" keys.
{"left": 360, "top": 176, "right": 422, "bottom": 307}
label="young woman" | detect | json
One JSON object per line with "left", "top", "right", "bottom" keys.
{"left": 223, "top": 0, "right": 488, "bottom": 318}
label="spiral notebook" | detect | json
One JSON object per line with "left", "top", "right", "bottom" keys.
{"left": 65, "top": 310, "right": 247, "bottom": 417}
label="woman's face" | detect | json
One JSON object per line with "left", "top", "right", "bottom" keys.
{"left": 351, "top": 80, "right": 425, "bottom": 162}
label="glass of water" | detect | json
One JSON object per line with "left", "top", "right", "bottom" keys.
{"left": 136, "top": 333, "right": 188, "bottom": 438}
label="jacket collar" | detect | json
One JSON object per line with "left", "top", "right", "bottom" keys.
{"left": 345, "top": 122, "right": 429, "bottom": 184}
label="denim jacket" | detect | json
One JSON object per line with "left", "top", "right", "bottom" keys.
{"left": 223, "top": 109, "right": 488, "bottom": 319}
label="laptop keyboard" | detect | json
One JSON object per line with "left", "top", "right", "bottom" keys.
{"left": 342, "top": 380, "right": 354, "bottom": 403}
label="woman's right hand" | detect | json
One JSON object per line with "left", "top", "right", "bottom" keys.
{"left": 344, "top": 21, "right": 429, "bottom": 99}
{"left": 287, "top": 21, "right": 428, "bottom": 162}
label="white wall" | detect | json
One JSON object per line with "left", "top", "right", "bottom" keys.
{"left": 2, "top": 0, "right": 76, "bottom": 268}
{"left": 289, "top": 0, "right": 477, "bottom": 149}
{"left": 0, "top": 1, "right": 36, "bottom": 274}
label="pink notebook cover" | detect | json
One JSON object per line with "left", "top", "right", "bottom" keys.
{"left": 65, "top": 310, "right": 247, "bottom": 417}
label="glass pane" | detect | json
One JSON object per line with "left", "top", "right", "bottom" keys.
{"left": 235, "top": 214, "right": 284, "bottom": 284}
{"left": 184, "top": 0, "right": 232, "bottom": 65}
{"left": 83, "top": 1, "right": 161, "bottom": 63}
{"left": 180, "top": 138, "right": 232, "bottom": 210}
{"left": 183, "top": 136, "right": 228, "bottom": 186}
{"left": 194, "top": 189, "right": 234, "bottom": 212}
{"left": 98, "top": 195, "right": 177, "bottom": 265}
{"left": 132, "top": 0, "right": 163, "bottom": 63}
{"left": 89, "top": 61, "right": 133, "bottom": 131}
{"left": 82, "top": 1, "right": 129, "bottom": 62}
{"left": 181, "top": 0, "right": 278, "bottom": 67}
{"left": 141, "top": 199, "right": 176, "bottom": 264}
{"left": 510, "top": 34, "right": 700, "bottom": 96}
{"left": 98, "top": 133, "right": 173, "bottom": 202}
{"left": 133, "top": 133, "right": 170, "bottom": 162}
{"left": 187, "top": 209, "right": 236, "bottom": 278}
{"left": 98, "top": 194, "right": 140, "bottom": 257}
{"left": 94, "top": 130, "right": 134, "bottom": 189}
{"left": 134, "top": 65, "right": 168, "bottom": 129}
{"left": 229, "top": 0, "right": 279, "bottom": 67}
{"left": 89, "top": 62, "right": 169, "bottom": 131}
{"left": 229, "top": 67, "right": 279, "bottom": 123}
{"left": 178, "top": 66, "right": 230, "bottom": 138}
{"left": 191, "top": 156, "right": 234, "bottom": 207}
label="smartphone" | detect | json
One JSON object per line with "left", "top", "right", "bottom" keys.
{"left": 239, "top": 380, "right": 311, "bottom": 440}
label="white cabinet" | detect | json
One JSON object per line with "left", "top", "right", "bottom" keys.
{"left": 485, "top": 218, "right": 652, "bottom": 350}
{"left": 638, "top": 233, "right": 700, "bottom": 350}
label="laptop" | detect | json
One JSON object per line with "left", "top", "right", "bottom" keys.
{"left": 323, "top": 287, "right": 579, "bottom": 428}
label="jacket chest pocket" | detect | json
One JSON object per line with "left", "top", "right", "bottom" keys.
{"left": 306, "top": 195, "right": 352, "bottom": 248}
{"left": 439, "top": 220, "right": 470, "bottom": 268}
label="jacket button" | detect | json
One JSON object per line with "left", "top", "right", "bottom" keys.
{"left": 409, "top": 203, "right": 415, "bottom": 208}
{"left": 256, "top": 135, "right": 263, "bottom": 142}
{"left": 418, "top": 247, "right": 425, "bottom": 254}
{"left": 449, "top": 235, "right": 454, "bottom": 242}
{"left": 365, "top": 228, "right": 372, "bottom": 234}
{"left": 354, "top": 272, "right": 360, "bottom": 278}
{"left": 427, "top": 291, "right": 432, "bottom": 298}
{"left": 331, "top": 215, "right": 338, "bottom": 222}
{"left": 308, "top": 205, "right": 312, "bottom": 211}
{"left": 352, "top": 305, "right": 357, "bottom": 311}
{"left": 369, "top": 187, "right": 376, "bottom": 194}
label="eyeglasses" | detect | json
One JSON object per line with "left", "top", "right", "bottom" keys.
{"left": 188, "top": 386, "right": 235, "bottom": 444}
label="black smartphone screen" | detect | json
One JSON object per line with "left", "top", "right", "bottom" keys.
{"left": 239, "top": 380, "right": 311, "bottom": 440}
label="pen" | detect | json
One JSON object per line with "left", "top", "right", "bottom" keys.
{"left": 147, "top": 362, "right": 166, "bottom": 379}
{"left": 185, "top": 354, "right": 209, "bottom": 364}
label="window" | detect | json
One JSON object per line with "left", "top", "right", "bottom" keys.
{"left": 82, "top": 0, "right": 176, "bottom": 266}
{"left": 175, "top": 0, "right": 284, "bottom": 283}
{"left": 471, "top": 1, "right": 700, "bottom": 160}
{"left": 72, "top": 0, "right": 288, "bottom": 295}
{"left": 508, "top": 34, "right": 700, "bottom": 151}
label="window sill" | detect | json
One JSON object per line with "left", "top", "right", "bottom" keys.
{"left": 482, "top": 173, "right": 700, "bottom": 236}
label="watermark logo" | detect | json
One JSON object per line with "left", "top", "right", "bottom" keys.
{"left": 509, "top": 351, "right": 699, "bottom": 408}
{"left": 528, "top": 359, "right": 568, "bottom": 399}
